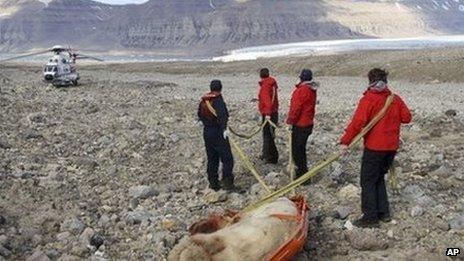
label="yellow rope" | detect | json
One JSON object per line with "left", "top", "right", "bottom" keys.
{"left": 205, "top": 100, "right": 272, "bottom": 192}
{"left": 388, "top": 163, "right": 399, "bottom": 190}
{"left": 287, "top": 128, "right": 296, "bottom": 195}
{"left": 243, "top": 93, "right": 395, "bottom": 213}
{"left": 229, "top": 137, "right": 272, "bottom": 193}
{"left": 228, "top": 122, "right": 267, "bottom": 139}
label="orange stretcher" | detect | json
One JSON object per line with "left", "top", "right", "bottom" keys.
{"left": 266, "top": 196, "right": 309, "bottom": 261}
{"left": 189, "top": 196, "right": 310, "bottom": 261}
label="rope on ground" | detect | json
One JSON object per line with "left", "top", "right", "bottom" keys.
{"left": 229, "top": 137, "right": 272, "bottom": 193}
{"left": 388, "top": 164, "right": 399, "bottom": 191}
{"left": 228, "top": 122, "right": 266, "bottom": 139}
{"left": 243, "top": 93, "right": 395, "bottom": 213}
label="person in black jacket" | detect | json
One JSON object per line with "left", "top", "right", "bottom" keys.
{"left": 197, "top": 80, "right": 235, "bottom": 191}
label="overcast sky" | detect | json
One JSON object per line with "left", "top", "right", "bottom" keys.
{"left": 95, "top": 0, "right": 149, "bottom": 5}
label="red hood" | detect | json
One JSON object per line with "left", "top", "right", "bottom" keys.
{"left": 259, "top": 77, "right": 277, "bottom": 88}
{"left": 364, "top": 87, "right": 392, "bottom": 96}
{"left": 202, "top": 91, "right": 221, "bottom": 101}
{"left": 296, "top": 81, "right": 317, "bottom": 90}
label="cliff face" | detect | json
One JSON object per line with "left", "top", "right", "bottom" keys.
{"left": 0, "top": 0, "right": 463, "bottom": 54}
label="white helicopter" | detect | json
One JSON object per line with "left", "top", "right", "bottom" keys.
{"left": 0, "top": 45, "right": 103, "bottom": 87}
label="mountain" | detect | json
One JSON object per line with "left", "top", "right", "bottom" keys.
{"left": 1, "top": 0, "right": 464, "bottom": 55}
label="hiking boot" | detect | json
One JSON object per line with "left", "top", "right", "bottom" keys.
{"left": 265, "top": 159, "right": 278, "bottom": 164}
{"left": 224, "top": 183, "right": 242, "bottom": 193}
{"left": 378, "top": 214, "right": 392, "bottom": 223}
{"left": 209, "top": 183, "right": 221, "bottom": 192}
{"left": 222, "top": 181, "right": 244, "bottom": 193}
{"left": 353, "top": 217, "right": 380, "bottom": 228}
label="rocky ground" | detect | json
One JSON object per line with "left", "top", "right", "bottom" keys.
{"left": 1, "top": 48, "right": 464, "bottom": 260}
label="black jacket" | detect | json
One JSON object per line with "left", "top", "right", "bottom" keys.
{"left": 197, "top": 92, "right": 229, "bottom": 131}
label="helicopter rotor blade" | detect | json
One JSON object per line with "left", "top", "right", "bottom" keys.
{"left": 0, "top": 49, "right": 51, "bottom": 62}
{"left": 75, "top": 54, "right": 104, "bottom": 62}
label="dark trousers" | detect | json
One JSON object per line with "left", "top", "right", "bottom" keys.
{"left": 291, "top": 125, "right": 313, "bottom": 178}
{"left": 360, "top": 149, "right": 396, "bottom": 220}
{"left": 262, "top": 113, "right": 279, "bottom": 163}
{"left": 203, "top": 127, "right": 234, "bottom": 189}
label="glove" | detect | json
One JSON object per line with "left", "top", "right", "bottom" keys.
{"left": 196, "top": 120, "right": 203, "bottom": 127}
{"left": 223, "top": 130, "right": 229, "bottom": 140}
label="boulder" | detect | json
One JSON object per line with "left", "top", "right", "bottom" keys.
{"left": 332, "top": 206, "right": 352, "bottom": 220}
{"left": 26, "top": 250, "right": 50, "bottom": 261}
{"left": 61, "top": 218, "right": 85, "bottom": 235}
{"left": 338, "top": 184, "right": 360, "bottom": 202}
{"left": 90, "top": 234, "right": 105, "bottom": 249}
{"left": 129, "top": 185, "right": 158, "bottom": 200}
{"left": 347, "top": 229, "right": 389, "bottom": 251}
{"left": 203, "top": 190, "right": 228, "bottom": 203}
{"left": 449, "top": 215, "right": 464, "bottom": 230}
{"left": 410, "top": 206, "right": 424, "bottom": 217}
{"left": 123, "top": 210, "right": 152, "bottom": 225}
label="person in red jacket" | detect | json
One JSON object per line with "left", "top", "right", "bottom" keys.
{"left": 340, "top": 68, "right": 412, "bottom": 228}
{"left": 258, "top": 68, "right": 279, "bottom": 164}
{"left": 286, "top": 69, "right": 317, "bottom": 181}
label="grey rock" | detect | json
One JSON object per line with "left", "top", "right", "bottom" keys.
{"left": 411, "top": 206, "right": 424, "bottom": 217}
{"left": 75, "top": 158, "right": 98, "bottom": 170}
{"left": 437, "top": 220, "right": 450, "bottom": 231}
{"left": 79, "top": 227, "right": 95, "bottom": 246}
{"left": 61, "top": 218, "right": 85, "bottom": 235}
{"left": 347, "top": 229, "right": 389, "bottom": 251}
{"left": 329, "top": 161, "right": 347, "bottom": 184}
{"left": 0, "top": 215, "right": 5, "bottom": 226}
{"left": 0, "top": 245, "right": 11, "bottom": 258}
{"left": 90, "top": 234, "right": 105, "bottom": 249}
{"left": 0, "top": 235, "right": 6, "bottom": 245}
{"left": 97, "top": 215, "right": 110, "bottom": 228}
{"left": 23, "top": 129, "right": 42, "bottom": 140}
{"left": 445, "top": 109, "right": 458, "bottom": 117}
{"left": 28, "top": 113, "right": 47, "bottom": 124}
{"left": 57, "top": 254, "right": 81, "bottom": 261}
{"left": 403, "top": 185, "right": 425, "bottom": 199}
{"left": 338, "top": 184, "right": 360, "bottom": 202}
{"left": 227, "top": 192, "right": 245, "bottom": 208}
{"left": 203, "top": 190, "right": 228, "bottom": 203}
{"left": 416, "top": 195, "right": 436, "bottom": 207}
{"left": 123, "top": 210, "right": 152, "bottom": 225}
{"left": 264, "top": 172, "right": 281, "bottom": 186}
{"left": 56, "top": 231, "right": 71, "bottom": 242}
{"left": 293, "top": 252, "right": 310, "bottom": 261}
{"left": 129, "top": 198, "right": 139, "bottom": 210}
{"left": 449, "top": 214, "right": 464, "bottom": 230}
{"left": 169, "top": 134, "right": 180, "bottom": 143}
{"left": 332, "top": 206, "right": 352, "bottom": 220}
{"left": 129, "top": 185, "right": 158, "bottom": 200}
{"left": 152, "top": 231, "right": 176, "bottom": 249}
{"left": 44, "top": 250, "right": 60, "bottom": 259}
{"left": 26, "top": 250, "right": 50, "bottom": 261}
{"left": 0, "top": 140, "right": 11, "bottom": 150}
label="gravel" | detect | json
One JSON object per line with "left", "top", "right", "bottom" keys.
{"left": 1, "top": 58, "right": 463, "bottom": 259}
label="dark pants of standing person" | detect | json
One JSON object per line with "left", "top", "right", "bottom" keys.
{"left": 360, "top": 149, "right": 396, "bottom": 220}
{"left": 291, "top": 125, "right": 313, "bottom": 178}
{"left": 262, "top": 113, "right": 279, "bottom": 164}
{"left": 203, "top": 126, "right": 234, "bottom": 190}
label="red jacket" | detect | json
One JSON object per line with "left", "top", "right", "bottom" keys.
{"left": 258, "top": 77, "right": 279, "bottom": 116}
{"left": 340, "top": 87, "right": 412, "bottom": 151}
{"left": 286, "top": 81, "right": 317, "bottom": 127}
